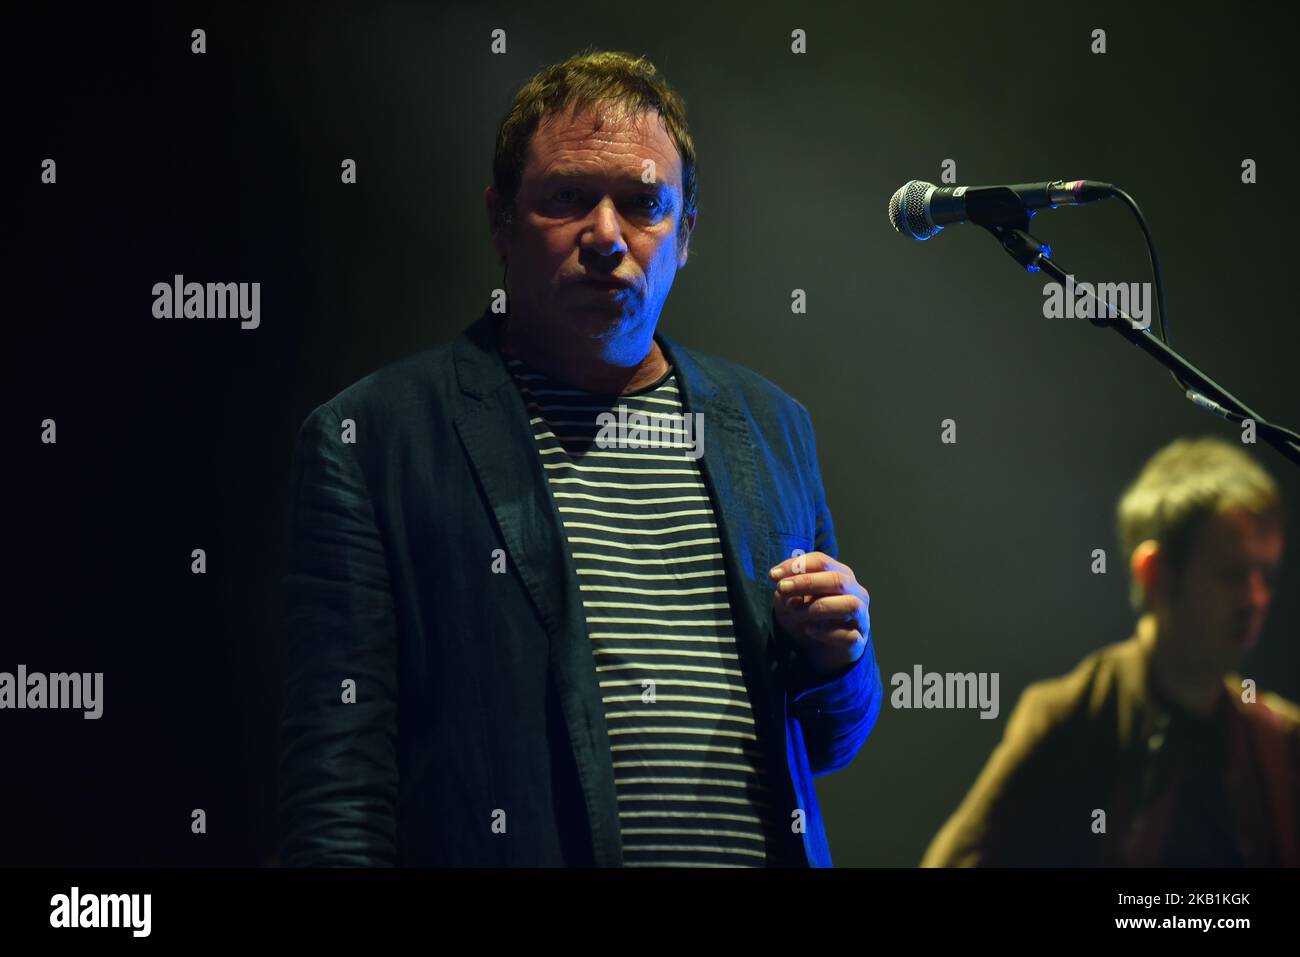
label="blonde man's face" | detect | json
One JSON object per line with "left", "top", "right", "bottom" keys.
{"left": 1164, "top": 507, "right": 1284, "bottom": 672}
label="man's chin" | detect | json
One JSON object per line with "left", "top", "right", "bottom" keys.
{"left": 564, "top": 307, "right": 634, "bottom": 336}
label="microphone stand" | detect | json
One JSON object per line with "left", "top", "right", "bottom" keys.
{"left": 966, "top": 187, "right": 1300, "bottom": 468}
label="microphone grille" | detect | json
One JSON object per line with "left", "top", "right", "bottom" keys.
{"left": 888, "top": 180, "right": 941, "bottom": 240}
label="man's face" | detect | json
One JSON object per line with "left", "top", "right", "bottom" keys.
{"left": 1162, "top": 507, "right": 1284, "bottom": 673}
{"left": 487, "top": 101, "right": 694, "bottom": 360}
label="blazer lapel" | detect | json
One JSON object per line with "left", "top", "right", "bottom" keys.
{"left": 451, "top": 311, "right": 623, "bottom": 866}
{"left": 655, "top": 330, "right": 791, "bottom": 777}
{"left": 655, "top": 330, "right": 775, "bottom": 654}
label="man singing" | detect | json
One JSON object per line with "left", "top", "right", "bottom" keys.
{"left": 278, "top": 49, "right": 882, "bottom": 867}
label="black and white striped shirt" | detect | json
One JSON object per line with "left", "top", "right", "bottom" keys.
{"left": 504, "top": 351, "right": 793, "bottom": 867}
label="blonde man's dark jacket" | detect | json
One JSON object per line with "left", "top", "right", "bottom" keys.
{"left": 923, "top": 617, "right": 1300, "bottom": 867}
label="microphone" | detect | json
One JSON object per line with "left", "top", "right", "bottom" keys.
{"left": 888, "top": 179, "right": 1115, "bottom": 240}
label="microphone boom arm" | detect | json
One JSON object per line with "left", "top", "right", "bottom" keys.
{"left": 982, "top": 215, "right": 1300, "bottom": 468}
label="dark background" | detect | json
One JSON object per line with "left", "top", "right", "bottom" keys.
{"left": 5, "top": 0, "right": 1297, "bottom": 866}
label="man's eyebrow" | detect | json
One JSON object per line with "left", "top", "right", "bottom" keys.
{"left": 540, "top": 169, "right": 673, "bottom": 192}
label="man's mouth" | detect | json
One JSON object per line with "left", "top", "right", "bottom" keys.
{"left": 573, "top": 275, "right": 633, "bottom": 290}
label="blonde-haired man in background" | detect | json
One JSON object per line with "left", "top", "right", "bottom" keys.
{"left": 923, "top": 436, "right": 1298, "bottom": 866}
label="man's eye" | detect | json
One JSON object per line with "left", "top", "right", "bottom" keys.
{"left": 638, "top": 195, "right": 662, "bottom": 211}
{"left": 554, "top": 189, "right": 579, "bottom": 203}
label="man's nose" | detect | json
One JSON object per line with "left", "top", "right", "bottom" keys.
{"left": 583, "top": 197, "right": 627, "bottom": 257}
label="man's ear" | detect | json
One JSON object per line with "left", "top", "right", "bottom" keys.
{"left": 1131, "top": 539, "right": 1161, "bottom": 605}
{"left": 677, "top": 208, "right": 697, "bottom": 268}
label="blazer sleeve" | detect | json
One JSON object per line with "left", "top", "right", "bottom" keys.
{"left": 783, "top": 402, "right": 883, "bottom": 776}
{"left": 277, "top": 402, "right": 400, "bottom": 866}
{"left": 920, "top": 683, "right": 1063, "bottom": 867}
{"left": 787, "top": 635, "right": 884, "bottom": 776}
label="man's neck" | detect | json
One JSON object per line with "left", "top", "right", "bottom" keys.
{"left": 498, "top": 316, "right": 670, "bottom": 395}
{"left": 1145, "top": 615, "right": 1226, "bottom": 718}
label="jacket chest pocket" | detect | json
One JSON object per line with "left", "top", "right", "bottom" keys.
{"left": 769, "top": 529, "right": 814, "bottom": 568}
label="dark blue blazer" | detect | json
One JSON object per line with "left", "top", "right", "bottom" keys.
{"left": 278, "top": 309, "right": 883, "bottom": 867}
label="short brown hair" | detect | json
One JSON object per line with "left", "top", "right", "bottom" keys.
{"left": 1116, "top": 436, "right": 1284, "bottom": 610}
{"left": 490, "top": 49, "right": 698, "bottom": 255}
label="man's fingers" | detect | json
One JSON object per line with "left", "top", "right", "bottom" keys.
{"left": 775, "top": 569, "right": 861, "bottom": 598}
{"left": 769, "top": 551, "right": 846, "bottom": 581}
{"left": 805, "top": 619, "right": 863, "bottom": 642}
{"left": 778, "top": 592, "right": 865, "bottom": 620}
